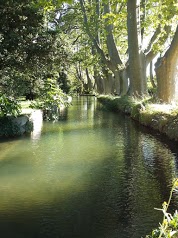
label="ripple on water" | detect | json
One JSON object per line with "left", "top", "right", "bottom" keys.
{"left": 0, "top": 97, "right": 178, "bottom": 238}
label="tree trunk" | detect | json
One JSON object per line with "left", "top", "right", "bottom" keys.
{"left": 149, "top": 61, "right": 156, "bottom": 89}
{"left": 94, "top": 70, "right": 105, "bottom": 94}
{"left": 120, "top": 67, "right": 129, "bottom": 95}
{"left": 155, "top": 26, "right": 178, "bottom": 103}
{"left": 85, "top": 68, "right": 93, "bottom": 92}
{"left": 127, "top": 0, "right": 147, "bottom": 96}
{"left": 80, "top": 0, "right": 123, "bottom": 95}
{"left": 103, "top": 1, "right": 122, "bottom": 94}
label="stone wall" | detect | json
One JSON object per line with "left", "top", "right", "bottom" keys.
{"left": 0, "top": 115, "right": 33, "bottom": 137}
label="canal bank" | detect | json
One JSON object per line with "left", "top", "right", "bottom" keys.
{"left": 98, "top": 95, "right": 178, "bottom": 142}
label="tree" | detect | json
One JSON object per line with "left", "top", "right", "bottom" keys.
{"left": 51, "top": 2, "right": 93, "bottom": 94}
{"left": 3, "top": 0, "right": 175, "bottom": 99}
{"left": 77, "top": 0, "right": 177, "bottom": 96}
{"left": 127, "top": 0, "right": 146, "bottom": 96}
{"left": 126, "top": 0, "right": 177, "bottom": 96}
{"left": 0, "top": 0, "right": 70, "bottom": 98}
{"left": 0, "top": 0, "right": 44, "bottom": 72}
{"left": 156, "top": 25, "right": 178, "bottom": 103}
{"left": 79, "top": 0, "right": 126, "bottom": 95}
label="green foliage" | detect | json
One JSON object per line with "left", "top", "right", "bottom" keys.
{"left": 146, "top": 178, "right": 178, "bottom": 238}
{"left": 30, "top": 78, "right": 69, "bottom": 119}
{"left": 0, "top": 0, "right": 71, "bottom": 98}
{"left": 34, "top": 0, "right": 73, "bottom": 9}
{"left": 0, "top": 0, "right": 177, "bottom": 98}
{"left": 57, "top": 71, "right": 71, "bottom": 94}
{"left": 0, "top": 94, "right": 21, "bottom": 117}
{"left": 69, "top": 80, "right": 83, "bottom": 95}
{"left": 98, "top": 95, "right": 138, "bottom": 114}
{"left": 0, "top": 0, "right": 44, "bottom": 71}
{"left": 0, "top": 93, "right": 32, "bottom": 137}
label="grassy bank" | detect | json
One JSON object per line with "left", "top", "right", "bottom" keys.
{"left": 98, "top": 95, "right": 178, "bottom": 141}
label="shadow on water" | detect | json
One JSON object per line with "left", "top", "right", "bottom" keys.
{"left": 0, "top": 155, "right": 162, "bottom": 238}
{"left": 0, "top": 96, "right": 178, "bottom": 238}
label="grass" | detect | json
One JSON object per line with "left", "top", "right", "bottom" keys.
{"left": 98, "top": 95, "right": 178, "bottom": 116}
{"left": 97, "top": 95, "right": 178, "bottom": 141}
{"left": 18, "top": 100, "right": 34, "bottom": 115}
{"left": 20, "top": 100, "right": 31, "bottom": 109}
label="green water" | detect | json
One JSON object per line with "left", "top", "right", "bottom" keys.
{"left": 0, "top": 96, "right": 178, "bottom": 238}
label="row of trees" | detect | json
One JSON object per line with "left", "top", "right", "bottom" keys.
{"left": 0, "top": 0, "right": 177, "bottom": 103}
{"left": 75, "top": 0, "right": 178, "bottom": 102}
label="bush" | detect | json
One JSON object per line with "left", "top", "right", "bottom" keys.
{"left": 30, "top": 78, "right": 70, "bottom": 120}
{"left": 0, "top": 94, "right": 21, "bottom": 117}
{"left": 0, "top": 94, "right": 33, "bottom": 137}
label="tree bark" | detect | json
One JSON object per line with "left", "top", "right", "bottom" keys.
{"left": 94, "top": 69, "right": 105, "bottom": 94}
{"left": 155, "top": 26, "right": 178, "bottom": 103}
{"left": 121, "top": 67, "right": 129, "bottom": 95}
{"left": 103, "top": 1, "right": 122, "bottom": 94}
{"left": 127, "top": 0, "right": 147, "bottom": 96}
{"left": 85, "top": 68, "right": 93, "bottom": 92}
{"left": 149, "top": 61, "right": 156, "bottom": 89}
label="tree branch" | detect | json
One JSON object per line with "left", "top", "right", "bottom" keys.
{"left": 145, "top": 25, "right": 171, "bottom": 66}
{"left": 144, "top": 25, "right": 161, "bottom": 54}
{"left": 79, "top": 0, "right": 110, "bottom": 68}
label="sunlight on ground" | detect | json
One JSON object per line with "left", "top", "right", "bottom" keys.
{"left": 20, "top": 100, "right": 31, "bottom": 109}
{"left": 21, "top": 108, "right": 34, "bottom": 114}
{"left": 147, "top": 103, "right": 178, "bottom": 114}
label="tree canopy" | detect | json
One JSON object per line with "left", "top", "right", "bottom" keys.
{"left": 0, "top": 0, "right": 177, "bottom": 103}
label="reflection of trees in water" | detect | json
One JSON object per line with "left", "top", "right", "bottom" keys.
{"left": 86, "top": 98, "right": 178, "bottom": 237}
{"left": 1, "top": 97, "right": 178, "bottom": 238}
{"left": 59, "top": 107, "right": 68, "bottom": 121}
{"left": 32, "top": 97, "right": 178, "bottom": 238}
{"left": 75, "top": 96, "right": 97, "bottom": 122}
{"left": 114, "top": 117, "right": 178, "bottom": 237}
{"left": 31, "top": 110, "right": 43, "bottom": 141}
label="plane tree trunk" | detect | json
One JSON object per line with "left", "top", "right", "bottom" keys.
{"left": 155, "top": 26, "right": 178, "bottom": 103}
{"left": 103, "top": 1, "right": 123, "bottom": 94}
{"left": 127, "top": 0, "right": 147, "bottom": 96}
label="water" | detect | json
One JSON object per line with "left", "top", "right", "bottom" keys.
{"left": 0, "top": 96, "right": 178, "bottom": 238}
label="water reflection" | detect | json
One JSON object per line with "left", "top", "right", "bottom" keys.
{"left": 0, "top": 96, "right": 178, "bottom": 238}
{"left": 30, "top": 110, "right": 43, "bottom": 141}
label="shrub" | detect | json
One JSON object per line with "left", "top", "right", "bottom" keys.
{"left": 30, "top": 78, "right": 70, "bottom": 120}
{"left": 0, "top": 94, "right": 21, "bottom": 117}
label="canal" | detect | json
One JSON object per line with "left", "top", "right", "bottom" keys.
{"left": 0, "top": 96, "right": 178, "bottom": 238}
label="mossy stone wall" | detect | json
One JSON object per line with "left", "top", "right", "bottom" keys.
{"left": 0, "top": 115, "right": 33, "bottom": 137}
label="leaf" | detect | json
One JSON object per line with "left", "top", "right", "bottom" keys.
{"left": 170, "top": 230, "right": 178, "bottom": 236}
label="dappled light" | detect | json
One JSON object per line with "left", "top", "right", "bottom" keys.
{"left": 0, "top": 1, "right": 178, "bottom": 238}
{"left": 148, "top": 104, "right": 178, "bottom": 114}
